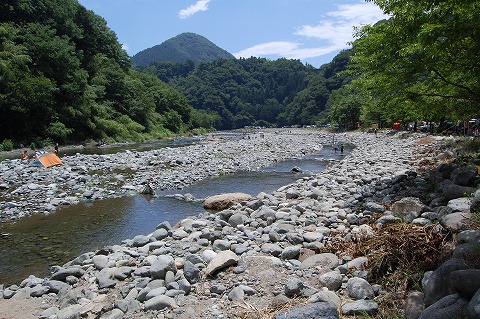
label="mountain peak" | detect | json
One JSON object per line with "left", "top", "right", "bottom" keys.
{"left": 131, "top": 32, "right": 235, "bottom": 67}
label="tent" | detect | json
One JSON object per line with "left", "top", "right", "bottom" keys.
{"left": 32, "top": 151, "right": 63, "bottom": 168}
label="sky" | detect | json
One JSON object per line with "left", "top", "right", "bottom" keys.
{"left": 77, "top": 0, "right": 388, "bottom": 68}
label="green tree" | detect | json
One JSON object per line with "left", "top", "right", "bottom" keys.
{"left": 350, "top": 0, "right": 480, "bottom": 124}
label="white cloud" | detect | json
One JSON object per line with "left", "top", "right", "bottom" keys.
{"left": 121, "top": 44, "right": 130, "bottom": 52}
{"left": 234, "top": 2, "right": 388, "bottom": 62}
{"left": 178, "top": 0, "right": 211, "bottom": 19}
{"left": 234, "top": 41, "right": 342, "bottom": 60}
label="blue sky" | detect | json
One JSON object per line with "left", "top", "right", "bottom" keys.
{"left": 77, "top": 0, "right": 388, "bottom": 68}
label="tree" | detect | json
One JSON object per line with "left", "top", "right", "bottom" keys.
{"left": 350, "top": 0, "right": 480, "bottom": 124}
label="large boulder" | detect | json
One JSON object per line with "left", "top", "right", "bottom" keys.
{"left": 418, "top": 294, "right": 472, "bottom": 319}
{"left": 423, "top": 259, "right": 470, "bottom": 307}
{"left": 391, "top": 197, "right": 428, "bottom": 222}
{"left": 203, "top": 193, "right": 252, "bottom": 210}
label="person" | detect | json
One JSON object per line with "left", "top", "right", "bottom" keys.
{"left": 340, "top": 144, "right": 344, "bottom": 154}
{"left": 21, "top": 150, "right": 29, "bottom": 160}
{"left": 54, "top": 143, "right": 59, "bottom": 155}
{"left": 374, "top": 128, "right": 378, "bottom": 137}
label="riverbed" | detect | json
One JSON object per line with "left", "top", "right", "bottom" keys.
{"left": 0, "top": 130, "right": 350, "bottom": 285}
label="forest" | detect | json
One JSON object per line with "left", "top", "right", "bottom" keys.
{"left": 1, "top": 0, "right": 479, "bottom": 150}
{"left": 0, "top": 0, "right": 207, "bottom": 150}
{"left": 137, "top": 50, "right": 352, "bottom": 130}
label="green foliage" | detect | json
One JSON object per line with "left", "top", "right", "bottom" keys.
{"left": 131, "top": 32, "right": 235, "bottom": 67}
{"left": 141, "top": 54, "right": 352, "bottom": 129}
{"left": 46, "top": 122, "right": 73, "bottom": 144}
{"left": 0, "top": 139, "right": 13, "bottom": 151}
{"left": 347, "top": 0, "right": 480, "bottom": 126}
{"left": 0, "top": 0, "right": 201, "bottom": 145}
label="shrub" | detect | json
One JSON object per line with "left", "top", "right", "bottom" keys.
{"left": 1, "top": 139, "right": 14, "bottom": 151}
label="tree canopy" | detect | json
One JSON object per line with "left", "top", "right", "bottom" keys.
{"left": 138, "top": 53, "right": 352, "bottom": 129}
{"left": 0, "top": 0, "right": 202, "bottom": 148}
{"left": 343, "top": 0, "right": 480, "bottom": 127}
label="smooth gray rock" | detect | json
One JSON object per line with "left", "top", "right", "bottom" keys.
{"left": 281, "top": 245, "right": 301, "bottom": 260}
{"left": 30, "top": 284, "right": 50, "bottom": 297}
{"left": 150, "top": 255, "right": 176, "bottom": 279}
{"left": 346, "top": 256, "right": 368, "bottom": 270}
{"left": 151, "top": 228, "right": 169, "bottom": 240}
{"left": 469, "top": 289, "right": 480, "bottom": 318}
{"left": 447, "top": 198, "right": 472, "bottom": 212}
{"left": 365, "top": 202, "right": 385, "bottom": 213}
{"left": 424, "top": 259, "right": 470, "bottom": 307}
{"left": 261, "top": 243, "right": 282, "bottom": 257}
{"left": 391, "top": 197, "right": 428, "bottom": 221}
{"left": 440, "top": 212, "right": 473, "bottom": 232}
{"left": 204, "top": 250, "right": 239, "bottom": 276}
{"left": 451, "top": 166, "right": 477, "bottom": 187}
{"left": 341, "top": 300, "right": 378, "bottom": 315}
{"left": 212, "top": 239, "right": 231, "bottom": 251}
{"left": 457, "top": 230, "right": 480, "bottom": 244}
{"left": 450, "top": 269, "right": 480, "bottom": 299}
{"left": 210, "top": 284, "right": 227, "bottom": 295}
{"left": 300, "top": 253, "right": 339, "bottom": 270}
{"left": 113, "top": 266, "right": 133, "bottom": 281}
{"left": 131, "top": 235, "right": 150, "bottom": 247}
{"left": 347, "top": 277, "right": 374, "bottom": 300}
{"left": 92, "top": 255, "right": 109, "bottom": 270}
{"left": 97, "top": 269, "right": 116, "bottom": 289}
{"left": 319, "top": 271, "right": 342, "bottom": 291}
{"left": 114, "top": 299, "right": 140, "bottom": 313}
{"left": 40, "top": 307, "right": 59, "bottom": 319}
{"left": 285, "top": 278, "right": 317, "bottom": 297}
{"left": 228, "top": 286, "right": 245, "bottom": 301}
{"left": 228, "top": 213, "right": 248, "bottom": 228}
{"left": 144, "top": 295, "right": 176, "bottom": 310}
{"left": 275, "top": 302, "right": 338, "bottom": 319}
{"left": 419, "top": 294, "right": 472, "bottom": 319}
{"left": 308, "top": 290, "right": 342, "bottom": 308}
{"left": 404, "top": 291, "right": 425, "bottom": 319}
{"left": 442, "top": 184, "right": 475, "bottom": 201}
{"left": 44, "top": 280, "right": 70, "bottom": 293}
{"left": 50, "top": 267, "right": 85, "bottom": 282}
{"left": 183, "top": 260, "right": 200, "bottom": 284}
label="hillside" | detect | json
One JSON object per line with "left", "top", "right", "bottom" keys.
{"left": 131, "top": 32, "right": 236, "bottom": 67}
{"left": 0, "top": 0, "right": 203, "bottom": 149}
{"left": 136, "top": 51, "right": 353, "bottom": 130}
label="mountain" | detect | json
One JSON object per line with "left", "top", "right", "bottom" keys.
{"left": 131, "top": 32, "right": 236, "bottom": 67}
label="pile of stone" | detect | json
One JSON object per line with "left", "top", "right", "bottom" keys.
{"left": 0, "top": 131, "right": 479, "bottom": 319}
{"left": 0, "top": 130, "right": 324, "bottom": 222}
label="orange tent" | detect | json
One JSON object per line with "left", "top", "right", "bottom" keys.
{"left": 38, "top": 153, "right": 63, "bottom": 168}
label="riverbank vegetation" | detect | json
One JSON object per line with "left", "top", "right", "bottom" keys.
{"left": 1, "top": 0, "right": 478, "bottom": 149}
{"left": 0, "top": 0, "right": 215, "bottom": 150}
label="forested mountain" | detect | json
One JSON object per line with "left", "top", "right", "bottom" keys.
{"left": 0, "top": 0, "right": 205, "bottom": 149}
{"left": 131, "top": 33, "right": 236, "bottom": 67}
{"left": 137, "top": 51, "right": 353, "bottom": 130}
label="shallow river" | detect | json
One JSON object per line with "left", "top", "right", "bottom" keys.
{"left": 0, "top": 144, "right": 349, "bottom": 285}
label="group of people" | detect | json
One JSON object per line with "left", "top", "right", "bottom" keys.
{"left": 20, "top": 143, "right": 59, "bottom": 161}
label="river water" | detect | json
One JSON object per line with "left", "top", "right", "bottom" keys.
{"left": 0, "top": 144, "right": 349, "bottom": 285}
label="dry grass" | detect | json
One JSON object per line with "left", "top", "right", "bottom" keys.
{"left": 327, "top": 223, "right": 450, "bottom": 290}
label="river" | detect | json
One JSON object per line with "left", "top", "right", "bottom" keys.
{"left": 0, "top": 143, "right": 350, "bottom": 285}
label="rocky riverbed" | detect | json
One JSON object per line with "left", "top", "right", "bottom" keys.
{"left": 0, "top": 129, "right": 479, "bottom": 319}
{"left": 0, "top": 130, "right": 325, "bottom": 222}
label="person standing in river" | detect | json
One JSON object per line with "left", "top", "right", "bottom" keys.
{"left": 54, "top": 143, "right": 59, "bottom": 155}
